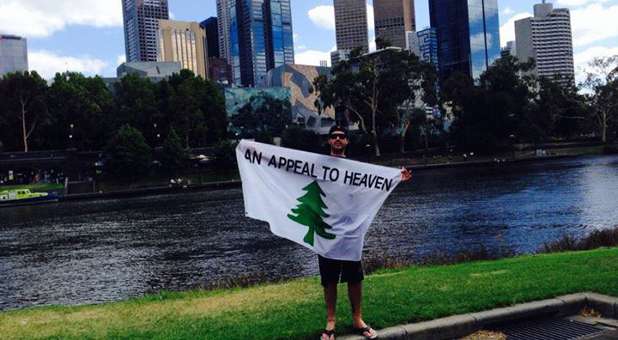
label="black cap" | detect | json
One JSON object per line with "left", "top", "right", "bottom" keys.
{"left": 329, "top": 125, "right": 348, "bottom": 137}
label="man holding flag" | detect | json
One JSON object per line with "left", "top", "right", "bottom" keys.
{"left": 236, "top": 125, "right": 411, "bottom": 340}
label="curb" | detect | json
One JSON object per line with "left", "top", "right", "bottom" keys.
{"left": 339, "top": 293, "right": 618, "bottom": 340}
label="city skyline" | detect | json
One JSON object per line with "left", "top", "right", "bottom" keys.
{"left": 0, "top": 0, "right": 616, "bottom": 84}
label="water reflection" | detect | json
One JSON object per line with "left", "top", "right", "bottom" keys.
{"left": 1, "top": 155, "right": 617, "bottom": 311}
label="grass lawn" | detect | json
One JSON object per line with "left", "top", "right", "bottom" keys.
{"left": 0, "top": 183, "right": 64, "bottom": 192}
{"left": 1, "top": 248, "right": 617, "bottom": 340}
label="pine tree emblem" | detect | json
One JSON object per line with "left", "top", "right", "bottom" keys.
{"left": 287, "top": 181, "right": 336, "bottom": 246}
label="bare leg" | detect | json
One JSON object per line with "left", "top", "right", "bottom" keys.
{"left": 348, "top": 281, "right": 363, "bottom": 326}
{"left": 324, "top": 282, "right": 337, "bottom": 333}
{"left": 348, "top": 282, "right": 377, "bottom": 338}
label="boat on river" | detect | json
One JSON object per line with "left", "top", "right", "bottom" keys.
{"left": 0, "top": 189, "right": 59, "bottom": 207}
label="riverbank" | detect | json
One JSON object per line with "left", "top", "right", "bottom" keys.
{"left": 1, "top": 247, "right": 617, "bottom": 339}
{"left": 61, "top": 147, "right": 613, "bottom": 202}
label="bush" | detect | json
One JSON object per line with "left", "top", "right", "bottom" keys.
{"left": 105, "top": 125, "right": 152, "bottom": 180}
{"left": 212, "top": 140, "right": 238, "bottom": 167}
{"left": 160, "top": 128, "right": 188, "bottom": 174}
{"left": 542, "top": 227, "right": 618, "bottom": 253}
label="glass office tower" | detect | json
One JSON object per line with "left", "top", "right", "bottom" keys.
{"left": 228, "top": 0, "right": 294, "bottom": 87}
{"left": 0, "top": 35, "right": 28, "bottom": 76}
{"left": 429, "top": 0, "right": 501, "bottom": 81}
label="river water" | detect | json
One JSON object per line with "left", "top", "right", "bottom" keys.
{"left": 1, "top": 155, "right": 617, "bottom": 311}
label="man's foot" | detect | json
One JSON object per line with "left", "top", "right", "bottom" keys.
{"left": 353, "top": 321, "right": 378, "bottom": 339}
{"left": 320, "top": 329, "right": 335, "bottom": 340}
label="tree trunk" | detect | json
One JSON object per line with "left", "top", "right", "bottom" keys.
{"left": 400, "top": 121, "right": 411, "bottom": 154}
{"left": 602, "top": 110, "right": 607, "bottom": 144}
{"left": 21, "top": 100, "right": 28, "bottom": 153}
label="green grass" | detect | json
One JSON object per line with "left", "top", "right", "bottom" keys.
{"left": 1, "top": 248, "right": 618, "bottom": 340}
{"left": 0, "top": 183, "right": 64, "bottom": 192}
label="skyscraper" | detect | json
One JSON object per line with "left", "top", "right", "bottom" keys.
{"left": 417, "top": 28, "right": 439, "bottom": 67}
{"left": 216, "top": 0, "right": 231, "bottom": 62}
{"left": 334, "top": 0, "right": 369, "bottom": 54}
{"left": 374, "top": 0, "right": 415, "bottom": 49}
{"left": 515, "top": 2, "right": 575, "bottom": 86}
{"left": 122, "top": 0, "right": 169, "bottom": 62}
{"left": 157, "top": 20, "right": 208, "bottom": 79}
{"left": 201, "top": 17, "right": 220, "bottom": 59}
{"left": 0, "top": 35, "right": 28, "bottom": 76}
{"left": 429, "top": 0, "right": 501, "bottom": 81}
{"left": 227, "top": 0, "right": 295, "bottom": 87}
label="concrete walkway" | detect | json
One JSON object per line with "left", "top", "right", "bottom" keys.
{"left": 339, "top": 293, "right": 618, "bottom": 340}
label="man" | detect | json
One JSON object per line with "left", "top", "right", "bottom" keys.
{"left": 321, "top": 125, "right": 412, "bottom": 340}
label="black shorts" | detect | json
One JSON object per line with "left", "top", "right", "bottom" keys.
{"left": 318, "top": 255, "right": 364, "bottom": 286}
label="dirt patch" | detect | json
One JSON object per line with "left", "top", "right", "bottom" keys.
{"left": 462, "top": 330, "right": 508, "bottom": 340}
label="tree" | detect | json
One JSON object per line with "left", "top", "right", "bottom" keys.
{"left": 230, "top": 96, "right": 292, "bottom": 138}
{"left": 282, "top": 125, "right": 321, "bottom": 153}
{"left": 114, "top": 74, "right": 161, "bottom": 145}
{"left": 315, "top": 49, "right": 434, "bottom": 156}
{"left": 287, "top": 181, "right": 336, "bottom": 246}
{"left": 106, "top": 125, "right": 152, "bottom": 180}
{"left": 0, "top": 71, "right": 49, "bottom": 152}
{"left": 160, "top": 128, "right": 188, "bottom": 174}
{"left": 444, "top": 56, "right": 537, "bottom": 152}
{"left": 165, "top": 70, "right": 228, "bottom": 147}
{"left": 535, "top": 76, "right": 587, "bottom": 140}
{"left": 46, "top": 72, "right": 115, "bottom": 150}
{"left": 582, "top": 56, "right": 618, "bottom": 143}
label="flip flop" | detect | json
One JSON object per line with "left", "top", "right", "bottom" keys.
{"left": 353, "top": 326, "right": 378, "bottom": 339}
{"left": 321, "top": 329, "right": 336, "bottom": 340}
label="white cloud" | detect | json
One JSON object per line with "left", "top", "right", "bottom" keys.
{"left": 295, "top": 49, "right": 332, "bottom": 67}
{"left": 557, "top": 0, "right": 610, "bottom": 7}
{"left": 569, "top": 3, "right": 618, "bottom": 47}
{"left": 500, "top": 12, "right": 533, "bottom": 47}
{"left": 574, "top": 45, "right": 618, "bottom": 84}
{"left": 308, "top": 5, "right": 335, "bottom": 30}
{"left": 502, "top": 7, "right": 514, "bottom": 16}
{"left": 116, "top": 54, "right": 126, "bottom": 66}
{"left": 29, "top": 50, "right": 108, "bottom": 79}
{"left": 0, "top": 0, "right": 122, "bottom": 38}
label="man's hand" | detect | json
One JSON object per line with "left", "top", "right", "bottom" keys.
{"left": 401, "top": 167, "right": 412, "bottom": 182}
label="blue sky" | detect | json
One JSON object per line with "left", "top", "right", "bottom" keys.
{"left": 0, "top": 0, "right": 617, "bottom": 83}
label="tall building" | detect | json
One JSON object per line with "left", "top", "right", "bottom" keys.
{"left": 406, "top": 31, "right": 421, "bottom": 56}
{"left": 216, "top": 0, "right": 232, "bottom": 62}
{"left": 334, "top": 0, "right": 369, "bottom": 53}
{"left": 0, "top": 35, "right": 28, "bottom": 76}
{"left": 429, "top": 0, "right": 501, "bottom": 81}
{"left": 374, "top": 0, "right": 415, "bottom": 49}
{"left": 201, "top": 17, "right": 220, "bottom": 59}
{"left": 515, "top": 2, "right": 575, "bottom": 86}
{"left": 501, "top": 40, "right": 517, "bottom": 58}
{"left": 227, "top": 0, "right": 294, "bottom": 87}
{"left": 417, "top": 28, "right": 439, "bottom": 67}
{"left": 122, "top": 0, "right": 169, "bottom": 62}
{"left": 157, "top": 20, "right": 208, "bottom": 79}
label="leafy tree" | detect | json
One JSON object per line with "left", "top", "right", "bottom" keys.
{"left": 45, "top": 72, "right": 115, "bottom": 150}
{"left": 287, "top": 181, "right": 336, "bottom": 246}
{"left": 113, "top": 74, "right": 161, "bottom": 145}
{"left": 315, "top": 49, "right": 435, "bottom": 156}
{"left": 230, "top": 96, "right": 292, "bottom": 138}
{"left": 106, "top": 125, "right": 152, "bottom": 180}
{"left": 165, "top": 70, "right": 227, "bottom": 147}
{"left": 212, "top": 140, "right": 238, "bottom": 167}
{"left": 160, "top": 128, "right": 188, "bottom": 174}
{"left": 536, "top": 76, "right": 587, "bottom": 140}
{"left": 582, "top": 56, "right": 618, "bottom": 143}
{"left": 444, "top": 56, "right": 537, "bottom": 152}
{"left": 0, "top": 71, "right": 49, "bottom": 152}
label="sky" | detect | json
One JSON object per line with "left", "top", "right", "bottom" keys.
{"left": 0, "top": 0, "right": 617, "bottom": 84}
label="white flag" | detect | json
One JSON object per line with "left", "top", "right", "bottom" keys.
{"left": 236, "top": 140, "right": 402, "bottom": 261}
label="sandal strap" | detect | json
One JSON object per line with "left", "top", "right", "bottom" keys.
{"left": 322, "top": 329, "right": 336, "bottom": 336}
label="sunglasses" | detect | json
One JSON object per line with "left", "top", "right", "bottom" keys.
{"left": 329, "top": 134, "right": 347, "bottom": 140}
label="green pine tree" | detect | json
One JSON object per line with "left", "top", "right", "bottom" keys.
{"left": 287, "top": 181, "right": 336, "bottom": 246}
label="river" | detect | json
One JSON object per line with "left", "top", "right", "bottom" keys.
{"left": 1, "top": 155, "right": 617, "bottom": 311}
